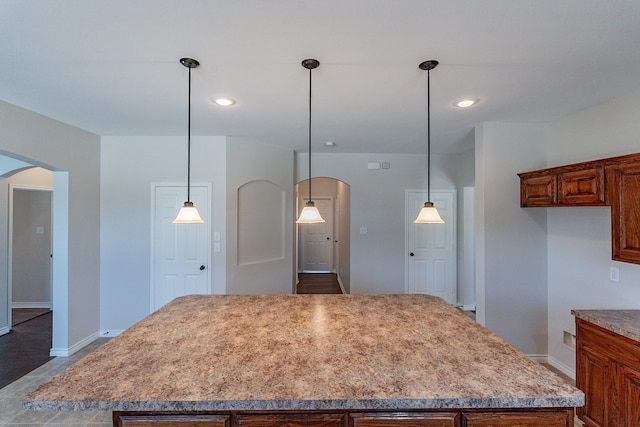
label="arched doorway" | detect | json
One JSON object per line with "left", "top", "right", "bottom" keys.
{"left": 295, "top": 177, "right": 351, "bottom": 293}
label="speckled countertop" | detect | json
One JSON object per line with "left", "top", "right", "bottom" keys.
{"left": 25, "top": 294, "right": 583, "bottom": 411}
{"left": 572, "top": 309, "right": 640, "bottom": 342}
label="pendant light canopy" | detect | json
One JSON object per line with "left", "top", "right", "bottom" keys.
{"left": 296, "top": 58, "right": 325, "bottom": 224}
{"left": 174, "top": 57, "right": 204, "bottom": 224}
{"left": 414, "top": 60, "right": 444, "bottom": 224}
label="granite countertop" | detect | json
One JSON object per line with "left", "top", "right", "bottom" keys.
{"left": 25, "top": 294, "right": 583, "bottom": 412}
{"left": 572, "top": 309, "right": 640, "bottom": 342}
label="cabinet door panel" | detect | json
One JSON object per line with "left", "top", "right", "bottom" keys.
{"left": 576, "top": 345, "right": 610, "bottom": 427}
{"left": 607, "top": 162, "right": 640, "bottom": 264}
{"left": 350, "top": 412, "right": 458, "bottom": 426}
{"left": 462, "top": 410, "right": 570, "bottom": 426}
{"left": 520, "top": 175, "right": 556, "bottom": 207}
{"left": 557, "top": 168, "right": 605, "bottom": 205}
{"left": 620, "top": 364, "right": 640, "bottom": 427}
{"left": 234, "top": 413, "right": 344, "bottom": 427}
{"left": 118, "top": 414, "right": 230, "bottom": 426}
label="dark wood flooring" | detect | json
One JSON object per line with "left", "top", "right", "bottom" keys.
{"left": 0, "top": 311, "right": 53, "bottom": 389}
{"left": 296, "top": 273, "right": 342, "bottom": 294}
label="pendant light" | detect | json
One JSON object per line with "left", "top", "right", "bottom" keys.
{"left": 414, "top": 60, "right": 444, "bottom": 224}
{"left": 173, "top": 57, "right": 204, "bottom": 224}
{"left": 296, "top": 58, "right": 325, "bottom": 224}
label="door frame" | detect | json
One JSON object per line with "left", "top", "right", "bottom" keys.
{"left": 150, "top": 182, "right": 212, "bottom": 313}
{"left": 404, "top": 189, "right": 457, "bottom": 302}
{"left": 7, "top": 184, "right": 54, "bottom": 330}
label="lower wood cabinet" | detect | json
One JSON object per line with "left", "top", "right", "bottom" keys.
{"left": 117, "top": 414, "right": 230, "bottom": 426}
{"left": 114, "top": 409, "right": 574, "bottom": 427}
{"left": 461, "top": 411, "right": 571, "bottom": 426}
{"left": 234, "top": 413, "right": 345, "bottom": 426}
{"left": 576, "top": 318, "right": 640, "bottom": 426}
{"left": 350, "top": 411, "right": 458, "bottom": 426}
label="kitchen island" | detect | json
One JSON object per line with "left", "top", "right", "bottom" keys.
{"left": 25, "top": 294, "right": 583, "bottom": 426}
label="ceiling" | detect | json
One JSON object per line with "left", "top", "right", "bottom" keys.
{"left": 1, "top": 1, "right": 640, "bottom": 154}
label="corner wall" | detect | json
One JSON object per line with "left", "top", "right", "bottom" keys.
{"left": 547, "top": 90, "right": 640, "bottom": 373}
{"left": 475, "top": 122, "right": 549, "bottom": 355}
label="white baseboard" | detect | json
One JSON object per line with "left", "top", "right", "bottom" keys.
{"left": 12, "top": 302, "right": 52, "bottom": 309}
{"left": 337, "top": 275, "right": 347, "bottom": 294}
{"left": 460, "top": 304, "right": 476, "bottom": 311}
{"left": 0, "top": 325, "right": 9, "bottom": 336}
{"left": 527, "top": 354, "right": 576, "bottom": 381}
{"left": 547, "top": 355, "right": 576, "bottom": 380}
{"left": 100, "top": 330, "right": 123, "bottom": 337}
{"left": 50, "top": 331, "right": 101, "bottom": 357}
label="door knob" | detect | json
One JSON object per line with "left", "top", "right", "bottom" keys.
{"left": 200, "top": 265, "right": 205, "bottom": 271}
{"left": 409, "top": 252, "right": 414, "bottom": 256}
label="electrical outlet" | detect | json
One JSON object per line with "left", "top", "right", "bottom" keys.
{"left": 610, "top": 267, "right": 620, "bottom": 282}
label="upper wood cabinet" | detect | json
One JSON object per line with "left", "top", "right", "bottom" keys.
{"left": 518, "top": 163, "right": 605, "bottom": 207}
{"left": 518, "top": 152, "right": 640, "bottom": 264}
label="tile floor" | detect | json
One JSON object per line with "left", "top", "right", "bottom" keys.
{"left": 0, "top": 338, "right": 111, "bottom": 426}
{"left": 0, "top": 338, "right": 584, "bottom": 427}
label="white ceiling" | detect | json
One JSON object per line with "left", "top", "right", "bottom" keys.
{"left": 2, "top": 0, "right": 640, "bottom": 154}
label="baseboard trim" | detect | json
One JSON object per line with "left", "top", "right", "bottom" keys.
{"left": 336, "top": 275, "right": 347, "bottom": 294}
{"left": 12, "top": 302, "right": 52, "bottom": 309}
{"left": 526, "top": 354, "right": 576, "bottom": 381}
{"left": 100, "top": 330, "right": 123, "bottom": 337}
{"left": 460, "top": 304, "right": 476, "bottom": 311}
{"left": 547, "top": 355, "right": 576, "bottom": 380}
{"left": 50, "top": 331, "right": 101, "bottom": 357}
{"left": 0, "top": 325, "right": 9, "bottom": 336}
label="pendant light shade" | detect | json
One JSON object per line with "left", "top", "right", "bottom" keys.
{"left": 173, "top": 57, "right": 204, "bottom": 224}
{"left": 296, "top": 58, "right": 325, "bottom": 224}
{"left": 414, "top": 60, "right": 444, "bottom": 224}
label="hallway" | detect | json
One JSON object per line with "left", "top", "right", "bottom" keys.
{"left": 296, "top": 273, "right": 342, "bottom": 294}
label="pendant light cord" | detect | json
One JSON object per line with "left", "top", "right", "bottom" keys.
{"left": 308, "top": 66, "right": 312, "bottom": 204}
{"left": 427, "top": 67, "right": 431, "bottom": 204}
{"left": 187, "top": 65, "right": 192, "bottom": 203}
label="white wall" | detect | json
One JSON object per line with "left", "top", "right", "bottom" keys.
{"left": 100, "top": 136, "right": 226, "bottom": 332}
{"left": 0, "top": 100, "right": 100, "bottom": 352}
{"left": 226, "top": 137, "right": 294, "bottom": 294}
{"left": 475, "top": 122, "right": 549, "bottom": 356}
{"left": 295, "top": 152, "right": 457, "bottom": 294}
{"left": 547, "top": 90, "right": 640, "bottom": 373}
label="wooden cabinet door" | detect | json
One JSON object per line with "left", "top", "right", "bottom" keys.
{"left": 557, "top": 168, "right": 605, "bottom": 205}
{"left": 117, "top": 414, "right": 230, "bottom": 426}
{"left": 520, "top": 174, "right": 556, "bottom": 207}
{"left": 606, "top": 162, "right": 640, "bottom": 264}
{"left": 619, "top": 363, "right": 640, "bottom": 427}
{"left": 576, "top": 344, "right": 613, "bottom": 427}
{"left": 462, "top": 410, "right": 571, "bottom": 426}
{"left": 234, "top": 413, "right": 345, "bottom": 427}
{"left": 350, "top": 412, "right": 458, "bottom": 426}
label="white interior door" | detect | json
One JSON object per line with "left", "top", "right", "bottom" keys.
{"left": 300, "top": 197, "right": 333, "bottom": 273}
{"left": 152, "top": 185, "right": 210, "bottom": 311}
{"left": 406, "top": 190, "right": 456, "bottom": 304}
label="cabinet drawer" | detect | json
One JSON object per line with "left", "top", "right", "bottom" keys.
{"left": 462, "top": 410, "right": 570, "bottom": 426}
{"left": 520, "top": 174, "right": 557, "bottom": 207}
{"left": 557, "top": 168, "right": 605, "bottom": 205}
{"left": 234, "top": 413, "right": 345, "bottom": 426}
{"left": 350, "top": 412, "right": 458, "bottom": 426}
{"left": 117, "top": 414, "right": 230, "bottom": 426}
{"left": 576, "top": 319, "right": 640, "bottom": 366}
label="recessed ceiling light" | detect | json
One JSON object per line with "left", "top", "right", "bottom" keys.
{"left": 212, "top": 97, "right": 235, "bottom": 107}
{"left": 454, "top": 98, "right": 479, "bottom": 108}
{"left": 324, "top": 141, "right": 336, "bottom": 147}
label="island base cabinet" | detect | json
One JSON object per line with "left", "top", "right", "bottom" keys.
{"left": 116, "top": 414, "right": 230, "bottom": 426}
{"left": 461, "top": 410, "right": 572, "bottom": 426}
{"left": 350, "top": 412, "right": 458, "bottom": 426}
{"left": 234, "top": 413, "right": 345, "bottom": 426}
